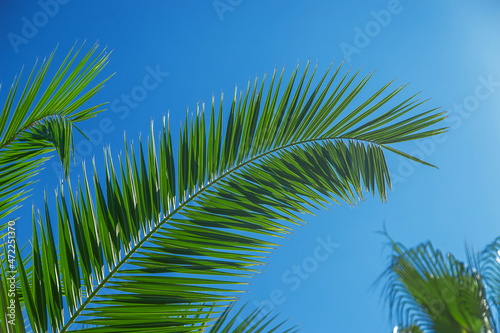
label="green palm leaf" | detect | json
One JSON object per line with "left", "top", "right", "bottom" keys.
{"left": 14, "top": 61, "right": 445, "bottom": 332}
{"left": 204, "top": 303, "right": 299, "bottom": 333}
{"left": 378, "top": 235, "right": 495, "bottom": 333}
{"left": 480, "top": 236, "right": 500, "bottom": 324}
{"left": 0, "top": 43, "right": 111, "bottom": 223}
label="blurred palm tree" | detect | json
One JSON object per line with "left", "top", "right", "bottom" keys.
{"left": 394, "top": 326, "right": 423, "bottom": 333}
{"left": 379, "top": 232, "right": 500, "bottom": 333}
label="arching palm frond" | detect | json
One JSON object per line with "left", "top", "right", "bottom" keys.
{"left": 15, "top": 62, "right": 445, "bottom": 332}
{"left": 0, "top": 43, "right": 111, "bottom": 224}
{"left": 379, "top": 236, "right": 495, "bottom": 333}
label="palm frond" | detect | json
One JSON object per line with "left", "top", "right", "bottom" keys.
{"left": 480, "top": 236, "right": 500, "bottom": 325}
{"left": 378, "top": 235, "right": 495, "bottom": 333}
{"left": 17, "top": 62, "right": 445, "bottom": 332}
{"left": 0, "top": 43, "right": 111, "bottom": 223}
{"left": 204, "top": 303, "right": 299, "bottom": 333}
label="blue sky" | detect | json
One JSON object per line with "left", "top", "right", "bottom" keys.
{"left": 2, "top": 0, "right": 500, "bottom": 331}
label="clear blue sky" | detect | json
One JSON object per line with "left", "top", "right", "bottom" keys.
{"left": 2, "top": 1, "right": 500, "bottom": 332}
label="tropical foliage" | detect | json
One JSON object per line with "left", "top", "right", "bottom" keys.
{"left": 0, "top": 43, "right": 110, "bottom": 225}
{"left": 204, "top": 304, "right": 299, "bottom": 333}
{"left": 380, "top": 233, "right": 500, "bottom": 333}
{"left": 393, "top": 326, "right": 423, "bottom": 333}
{"left": 0, "top": 45, "right": 447, "bottom": 332}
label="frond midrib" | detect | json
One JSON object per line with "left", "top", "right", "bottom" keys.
{"left": 0, "top": 113, "right": 73, "bottom": 151}
{"left": 61, "top": 134, "right": 380, "bottom": 332}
